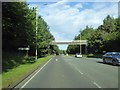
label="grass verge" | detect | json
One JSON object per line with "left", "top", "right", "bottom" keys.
{"left": 0, "top": 75, "right": 2, "bottom": 89}
{"left": 2, "top": 55, "right": 53, "bottom": 89}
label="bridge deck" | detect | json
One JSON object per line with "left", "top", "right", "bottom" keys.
{"left": 50, "top": 40, "right": 87, "bottom": 45}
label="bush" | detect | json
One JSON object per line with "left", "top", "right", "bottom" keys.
{"left": 24, "top": 56, "right": 36, "bottom": 63}
{"left": 2, "top": 51, "right": 36, "bottom": 72}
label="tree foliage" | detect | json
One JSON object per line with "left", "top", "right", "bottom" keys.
{"left": 2, "top": 2, "right": 60, "bottom": 71}
{"left": 3, "top": 2, "right": 59, "bottom": 55}
{"left": 67, "top": 15, "right": 120, "bottom": 54}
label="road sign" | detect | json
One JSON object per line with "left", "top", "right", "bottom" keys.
{"left": 18, "top": 47, "right": 30, "bottom": 50}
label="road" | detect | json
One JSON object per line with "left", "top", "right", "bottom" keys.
{"left": 15, "top": 55, "right": 118, "bottom": 89}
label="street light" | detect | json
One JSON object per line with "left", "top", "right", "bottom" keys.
{"left": 35, "top": 4, "right": 48, "bottom": 60}
{"left": 35, "top": 6, "right": 38, "bottom": 60}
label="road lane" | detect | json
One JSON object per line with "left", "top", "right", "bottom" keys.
{"left": 16, "top": 56, "right": 98, "bottom": 88}
{"left": 63, "top": 55, "right": 118, "bottom": 88}
{"left": 15, "top": 55, "right": 118, "bottom": 89}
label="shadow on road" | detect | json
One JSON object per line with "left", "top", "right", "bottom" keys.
{"left": 97, "top": 61, "right": 119, "bottom": 67}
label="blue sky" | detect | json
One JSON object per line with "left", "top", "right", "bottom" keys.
{"left": 26, "top": 0, "right": 118, "bottom": 50}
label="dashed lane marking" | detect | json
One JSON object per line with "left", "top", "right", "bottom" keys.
{"left": 56, "top": 59, "right": 58, "bottom": 61}
{"left": 93, "top": 82, "right": 102, "bottom": 88}
{"left": 74, "top": 66, "right": 84, "bottom": 74}
{"left": 69, "top": 63, "right": 84, "bottom": 75}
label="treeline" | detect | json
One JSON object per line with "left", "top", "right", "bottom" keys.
{"left": 2, "top": 2, "right": 59, "bottom": 71}
{"left": 67, "top": 15, "right": 120, "bottom": 54}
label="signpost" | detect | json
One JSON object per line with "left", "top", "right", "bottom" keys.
{"left": 18, "top": 46, "right": 30, "bottom": 57}
{"left": 18, "top": 48, "right": 30, "bottom": 50}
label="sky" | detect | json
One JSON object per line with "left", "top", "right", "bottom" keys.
{"left": 26, "top": 0, "right": 118, "bottom": 50}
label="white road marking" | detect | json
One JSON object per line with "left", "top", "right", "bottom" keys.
{"left": 20, "top": 57, "right": 53, "bottom": 89}
{"left": 69, "top": 63, "right": 102, "bottom": 88}
{"left": 74, "top": 66, "right": 84, "bottom": 74}
{"left": 78, "top": 70, "right": 84, "bottom": 74}
{"left": 93, "top": 82, "right": 102, "bottom": 88}
{"left": 56, "top": 59, "right": 58, "bottom": 61}
{"left": 69, "top": 63, "right": 83, "bottom": 74}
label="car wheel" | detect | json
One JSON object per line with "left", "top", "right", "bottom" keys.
{"left": 112, "top": 60, "right": 117, "bottom": 66}
{"left": 103, "top": 59, "right": 106, "bottom": 64}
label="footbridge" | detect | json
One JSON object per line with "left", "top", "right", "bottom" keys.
{"left": 50, "top": 40, "right": 87, "bottom": 54}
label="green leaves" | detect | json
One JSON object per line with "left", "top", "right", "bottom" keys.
{"left": 67, "top": 15, "right": 120, "bottom": 54}
{"left": 2, "top": 2, "right": 59, "bottom": 56}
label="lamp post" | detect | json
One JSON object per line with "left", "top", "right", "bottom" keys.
{"left": 35, "top": 4, "right": 48, "bottom": 60}
{"left": 35, "top": 6, "right": 38, "bottom": 60}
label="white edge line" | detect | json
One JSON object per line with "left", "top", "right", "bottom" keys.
{"left": 20, "top": 57, "right": 53, "bottom": 89}
{"left": 93, "top": 82, "right": 102, "bottom": 88}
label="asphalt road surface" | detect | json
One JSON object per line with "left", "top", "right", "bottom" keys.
{"left": 15, "top": 55, "right": 118, "bottom": 89}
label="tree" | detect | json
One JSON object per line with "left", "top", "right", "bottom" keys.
{"left": 67, "top": 15, "right": 120, "bottom": 54}
{"left": 102, "top": 15, "right": 116, "bottom": 33}
{"left": 67, "top": 26, "right": 96, "bottom": 54}
{"left": 2, "top": 2, "right": 60, "bottom": 71}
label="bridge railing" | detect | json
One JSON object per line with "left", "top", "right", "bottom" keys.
{"left": 49, "top": 40, "right": 87, "bottom": 45}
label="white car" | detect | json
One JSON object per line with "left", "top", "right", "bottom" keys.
{"left": 75, "top": 53, "right": 82, "bottom": 58}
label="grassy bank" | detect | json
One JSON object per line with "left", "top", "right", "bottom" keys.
{"left": 2, "top": 51, "right": 28, "bottom": 72}
{"left": 2, "top": 55, "right": 53, "bottom": 88}
{"left": 0, "top": 75, "right": 2, "bottom": 89}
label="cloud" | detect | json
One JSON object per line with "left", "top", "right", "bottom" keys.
{"left": 28, "top": 1, "right": 118, "bottom": 50}
{"left": 26, "top": 0, "right": 119, "bottom": 2}
{"left": 74, "top": 3, "right": 83, "bottom": 9}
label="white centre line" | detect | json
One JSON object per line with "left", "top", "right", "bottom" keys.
{"left": 93, "top": 82, "right": 102, "bottom": 88}
{"left": 69, "top": 63, "right": 84, "bottom": 74}
{"left": 77, "top": 70, "right": 84, "bottom": 74}
{"left": 20, "top": 57, "right": 53, "bottom": 89}
{"left": 56, "top": 59, "right": 58, "bottom": 61}
{"left": 74, "top": 66, "right": 84, "bottom": 74}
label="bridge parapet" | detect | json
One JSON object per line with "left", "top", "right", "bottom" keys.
{"left": 49, "top": 40, "right": 87, "bottom": 45}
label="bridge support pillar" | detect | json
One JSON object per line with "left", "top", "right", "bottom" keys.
{"left": 80, "top": 44, "right": 82, "bottom": 54}
{"left": 85, "top": 45, "right": 87, "bottom": 54}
